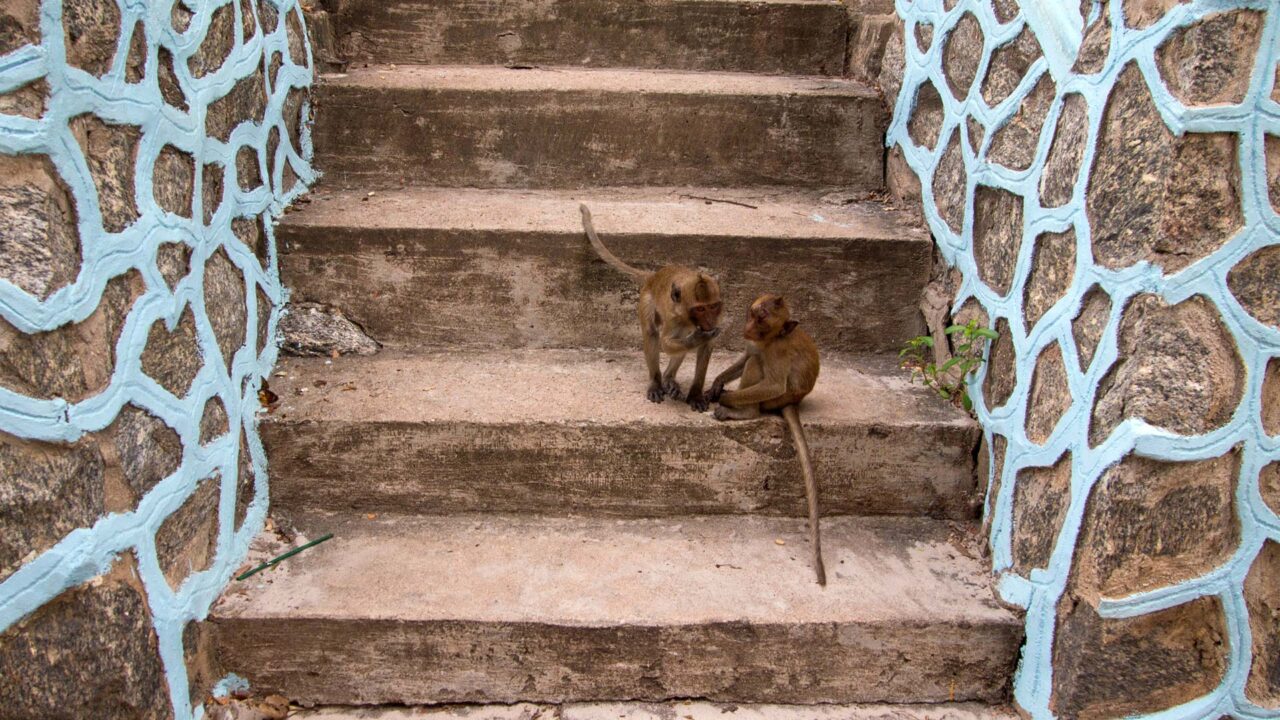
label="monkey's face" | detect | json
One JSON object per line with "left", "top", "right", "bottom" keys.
{"left": 744, "top": 294, "right": 790, "bottom": 342}
{"left": 673, "top": 274, "right": 723, "bottom": 332}
{"left": 689, "top": 301, "right": 722, "bottom": 332}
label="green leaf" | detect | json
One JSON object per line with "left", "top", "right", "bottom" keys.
{"left": 940, "top": 357, "right": 960, "bottom": 372}
{"left": 961, "top": 393, "right": 974, "bottom": 411}
{"left": 944, "top": 324, "right": 966, "bottom": 334}
{"left": 974, "top": 328, "right": 999, "bottom": 340}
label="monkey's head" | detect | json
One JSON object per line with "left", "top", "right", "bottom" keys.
{"left": 744, "top": 294, "right": 799, "bottom": 343}
{"left": 672, "top": 273, "right": 723, "bottom": 332}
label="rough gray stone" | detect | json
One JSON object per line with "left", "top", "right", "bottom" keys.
{"left": 988, "top": 74, "right": 1056, "bottom": 171}
{"left": 846, "top": 14, "right": 897, "bottom": 87}
{"left": 982, "top": 317, "right": 1015, "bottom": 412}
{"left": 992, "top": 0, "right": 1020, "bottom": 23}
{"left": 154, "top": 145, "right": 195, "bottom": 219}
{"left": 202, "top": 162, "right": 224, "bottom": 225}
{"left": 156, "top": 475, "right": 220, "bottom": 591}
{"left": 877, "top": 21, "right": 905, "bottom": 115}
{"left": 1088, "top": 64, "right": 1242, "bottom": 274}
{"left": 189, "top": 3, "right": 235, "bottom": 78}
{"left": 1268, "top": 134, "right": 1279, "bottom": 215}
{"left": 200, "top": 397, "right": 229, "bottom": 445}
{"left": 886, "top": 144, "right": 922, "bottom": 211}
{"left": 279, "top": 302, "right": 378, "bottom": 357}
{"left": 981, "top": 25, "right": 1042, "bottom": 107}
{"left": 140, "top": 306, "right": 203, "bottom": 398}
{"left": 1156, "top": 9, "right": 1262, "bottom": 106}
{"left": 1052, "top": 594, "right": 1227, "bottom": 720}
{"left": 1263, "top": 357, "right": 1280, "bottom": 437}
{"left": 932, "top": 129, "right": 967, "bottom": 233}
{"left": 0, "top": 0, "right": 39, "bottom": 56}
{"left": 1012, "top": 450, "right": 1070, "bottom": 575}
{"left": 158, "top": 47, "right": 187, "bottom": 111}
{"left": 1261, "top": 461, "right": 1280, "bottom": 524}
{"left": 1073, "top": 3, "right": 1111, "bottom": 74}
{"left": 156, "top": 242, "right": 191, "bottom": 290}
{"left": 1124, "top": 0, "right": 1188, "bottom": 29}
{"left": 71, "top": 115, "right": 141, "bottom": 234}
{"left": 124, "top": 20, "right": 145, "bottom": 84}
{"left": 235, "top": 429, "right": 255, "bottom": 531}
{"left": 0, "top": 78, "right": 49, "bottom": 119}
{"left": 236, "top": 145, "right": 262, "bottom": 191}
{"left": 1228, "top": 245, "right": 1280, "bottom": 330}
{"left": 232, "top": 215, "right": 268, "bottom": 270}
{"left": 966, "top": 116, "right": 984, "bottom": 154}
{"left": 1246, "top": 540, "right": 1280, "bottom": 708}
{"left": 1091, "top": 294, "right": 1243, "bottom": 445}
{"left": 1039, "top": 93, "right": 1088, "bottom": 208}
{"left": 907, "top": 80, "right": 945, "bottom": 150}
{"left": 203, "top": 249, "right": 247, "bottom": 369}
{"left": 0, "top": 155, "right": 81, "bottom": 301}
{"left": 1071, "top": 284, "right": 1111, "bottom": 371}
{"left": 941, "top": 13, "right": 983, "bottom": 101}
{"left": 0, "top": 270, "right": 140, "bottom": 402}
{"left": 207, "top": 68, "right": 268, "bottom": 144}
{"left": 111, "top": 404, "right": 182, "bottom": 502}
{"left": 1026, "top": 342, "right": 1071, "bottom": 444}
{"left": 286, "top": 6, "right": 307, "bottom": 68}
{"left": 63, "top": 0, "right": 121, "bottom": 78}
{"left": 0, "top": 554, "right": 171, "bottom": 719}
{"left": 914, "top": 22, "right": 933, "bottom": 52}
{"left": 0, "top": 433, "right": 104, "bottom": 583}
{"left": 1024, "top": 228, "right": 1076, "bottom": 332}
{"left": 972, "top": 185, "right": 1024, "bottom": 297}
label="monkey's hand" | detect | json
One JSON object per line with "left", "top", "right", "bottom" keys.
{"left": 712, "top": 404, "right": 733, "bottom": 421}
{"left": 647, "top": 381, "right": 666, "bottom": 403}
{"left": 662, "top": 379, "right": 684, "bottom": 401}
{"left": 687, "top": 390, "right": 710, "bottom": 412}
{"left": 707, "top": 380, "right": 725, "bottom": 403}
{"left": 676, "top": 326, "right": 721, "bottom": 349}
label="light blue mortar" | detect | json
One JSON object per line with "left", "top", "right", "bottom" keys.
{"left": 0, "top": 0, "right": 313, "bottom": 717}
{"left": 887, "top": 0, "right": 1279, "bottom": 717}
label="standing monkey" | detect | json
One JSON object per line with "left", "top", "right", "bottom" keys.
{"left": 709, "top": 294, "right": 825, "bottom": 585}
{"left": 580, "top": 204, "right": 722, "bottom": 411}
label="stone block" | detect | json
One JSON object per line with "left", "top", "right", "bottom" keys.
{"left": 189, "top": 4, "right": 235, "bottom": 78}
{"left": 846, "top": 14, "right": 898, "bottom": 86}
{"left": 907, "top": 80, "right": 945, "bottom": 151}
{"left": 200, "top": 397, "right": 229, "bottom": 445}
{"left": 63, "top": 0, "right": 121, "bottom": 78}
{"left": 203, "top": 249, "right": 247, "bottom": 369}
{"left": 154, "top": 145, "right": 195, "bottom": 219}
{"left": 1264, "top": 357, "right": 1280, "bottom": 437}
{"left": 1073, "top": 7, "right": 1111, "bottom": 74}
{"left": 1039, "top": 93, "right": 1088, "bottom": 208}
{"left": 0, "top": 78, "right": 48, "bottom": 119}
{"left": 988, "top": 75, "right": 1055, "bottom": 171}
{"left": 70, "top": 115, "right": 141, "bottom": 234}
{"left": 1023, "top": 228, "right": 1076, "bottom": 332}
{"left": 0, "top": 0, "right": 39, "bottom": 55}
{"left": 1228, "top": 244, "right": 1280, "bottom": 330}
{"left": 972, "top": 185, "right": 1024, "bottom": 297}
{"left": 1071, "top": 284, "right": 1111, "bottom": 371}
{"left": 1012, "top": 451, "right": 1071, "bottom": 574}
{"left": 0, "top": 155, "right": 81, "bottom": 301}
{"left": 1245, "top": 540, "right": 1280, "bottom": 708}
{"left": 156, "top": 475, "right": 220, "bottom": 591}
{"left": 941, "top": 13, "right": 983, "bottom": 101}
{"left": 140, "top": 306, "right": 204, "bottom": 399}
{"left": 279, "top": 302, "right": 377, "bottom": 357}
{"left": 1156, "top": 10, "right": 1264, "bottom": 107}
{"left": 1025, "top": 342, "right": 1071, "bottom": 444}
{"left": 981, "top": 26, "right": 1041, "bottom": 107}
{"left": 110, "top": 404, "right": 182, "bottom": 502}
{"left": 1124, "top": 0, "right": 1189, "bottom": 29}
{"left": 982, "top": 317, "right": 1015, "bottom": 412}
{"left": 932, "top": 130, "right": 967, "bottom": 233}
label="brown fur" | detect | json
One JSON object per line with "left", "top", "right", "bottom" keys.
{"left": 581, "top": 204, "right": 722, "bottom": 410}
{"left": 709, "top": 294, "right": 825, "bottom": 585}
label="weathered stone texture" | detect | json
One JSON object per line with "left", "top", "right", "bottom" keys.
{"left": 0, "top": 1, "right": 39, "bottom": 55}
{"left": 988, "top": 74, "right": 1056, "bottom": 171}
{"left": 941, "top": 13, "right": 984, "bottom": 101}
{"left": 235, "top": 429, "right": 255, "bottom": 530}
{"left": 1156, "top": 10, "right": 1263, "bottom": 107}
{"left": 1091, "top": 294, "right": 1243, "bottom": 445}
{"left": 1052, "top": 595, "right": 1227, "bottom": 719}
{"left": 255, "top": 285, "right": 273, "bottom": 356}
{"left": 1039, "top": 93, "right": 1088, "bottom": 208}
{"left": 933, "top": 130, "right": 967, "bottom": 233}
{"left": 1261, "top": 461, "right": 1280, "bottom": 521}
{"left": 972, "top": 185, "right": 1023, "bottom": 297}
{"left": 236, "top": 145, "right": 261, "bottom": 190}
{"left": 1264, "top": 357, "right": 1280, "bottom": 437}
{"left": 1012, "top": 451, "right": 1070, "bottom": 575}
{"left": 886, "top": 144, "right": 922, "bottom": 209}
{"left": 1026, "top": 343, "right": 1071, "bottom": 444}
{"left": 1073, "top": 4, "right": 1111, "bottom": 74}
{"left": 280, "top": 302, "right": 378, "bottom": 357}
{"left": 0, "top": 78, "right": 49, "bottom": 119}
{"left": 232, "top": 215, "right": 268, "bottom": 269}
{"left": 1267, "top": 134, "right": 1279, "bottom": 214}
{"left": 1071, "top": 284, "right": 1111, "bottom": 371}
{"left": 979, "top": 434, "right": 1008, "bottom": 543}
{"left": 156, "top": 476, "right": 220, "bottom": 591}
{"left": 202, "top": 162, "right": 224, "bottom": 224}
{"left": 846, "top": 14, "right": 897, "bottom": 87}
{"left": 907, "top": 81, "right": 945, "bottom": 151}
{"left": 0, "top": 155, "right": 81, "bottom": 301}
{"left": 1124, "top": 0, "right": 1188, "bottom": 29}
{"left": 0, "top": 554, "right": 171, "bottom": 719}
{"left": 158, "top": 47, "right": 187, "bottom": 112}
{"left": 966, "top": 116, "right": 985, "bottom": 154}
{"left": 0, "top": 434, "right": 104, "bottom": 583}
{"left": 141, "top": 306, "right": 203, "bottom": 398}
{"left": 124, "top": 21, "right": 146, "bottom": 83}
{"left": 189, "top": 3, "right": 236, "bottom": 78}
{"left": 1246, "top": 540, "right": 1280, "bottom": 708}
{"left": 1024, "top": 229, "right": 1076, "bottom": 331}
{"left": 156, "top": 242, "right": 191, "bottom": 290}
{"left": 992, "top": 0, "right": 1019, "bottom": 23}
{"left": 981, "top": 26, "right": 1041, "bottom": 108}
{"left": 111, "top": 404, "right": 182, "bottom": 502}
{"left": 1228, "top": 245, "right": 1280, "bottom": 330}
{"left": 286, "top": 6, "right": 307, "bottom": 68}
{"left": 1076, "top": 452, "right": 1239, "bottom": 597}
{"left": 154, "top": 145, "right": 195, "bottom": 218}
{"left": 983, "top": 317, "right": 1015, "bottom": 412}
{"left": 71, "top": 115, "right": 141, "bottom": 234}
{"left": 914, "top": 22, "right": 933, "bottom": 52}
{"left": 203, "top": 249, "right": 247, "bottom": 368}
{"left": 1089, "top": 65, "right": 1241, "bottom": 274}
{"left": 207, "top": 69, "right": 268, "bottom": 144}
{"left": 0, "top": 270, "right": 140, "bottom": 402}
{"left": 200, "top": 397, "right": 229, "bottom": 445}
{"left": 877, "top": 22, "right": 905, "bottom": 115}
{"left": 63, "top": 0, "right": 121, "bottom": 78}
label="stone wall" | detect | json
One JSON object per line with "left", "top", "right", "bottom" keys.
{"left": 0, "top": 1, "right": 313, "bottom": 717}
{"left": 883, "top": 1, "right": 1280, "bottom": 718}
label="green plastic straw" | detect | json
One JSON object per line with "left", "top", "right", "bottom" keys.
{"left": 236, "top": 533, "right": 334, "bottom": 581}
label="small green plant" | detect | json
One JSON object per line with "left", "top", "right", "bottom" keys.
{"left": 899, "top": 318, "right": 999, "bottom": 413}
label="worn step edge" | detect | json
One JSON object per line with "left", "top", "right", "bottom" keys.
{"left": 211, "top": 514, "right": 1021, "bottom": 705}
{"left": 292, "top": 701, "right": 1021, "bottom": 719}
{"left": 262, "top": 351, "right": 980, "bottom": 519}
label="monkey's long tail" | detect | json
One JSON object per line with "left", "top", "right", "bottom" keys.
{"left": 580, "top": 203, "right": 647, "bottom": 280}
{"left": 783, "top": 404, "right": 826, "bottom": 586}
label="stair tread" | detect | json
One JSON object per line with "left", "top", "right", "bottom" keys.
{"left": 214, "top": 513, "right": 1014, "bottom": 629}
{"left": 293, "top": 702, "right": 1019, "bottom": 719}
{"left": 322, "top": 65, "right": 880, "bottom": 97}
{"left": 265, "top": 350, "right": 972, "bottom": 430}
{"left": 280, "top": 187, "right": 927, "bottom": 244}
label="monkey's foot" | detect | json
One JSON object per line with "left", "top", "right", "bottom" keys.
{"left": 662, "top": 380, "right": 684, "bottom": 401}
{"left": 712, "top": 405, "right": 732, "bottom": 421}
{"left": 646, "top": 383, "right": 666, "bottom": 403}
{"left": 687, "top": 392, "right": 710, "bottom": 412}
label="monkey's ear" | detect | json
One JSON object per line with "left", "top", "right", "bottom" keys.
{"left": 782, "top": 320, "right": 799, "bottom": 336}
{"left": 671, "top": 283, "right": 681, "bottom": 303}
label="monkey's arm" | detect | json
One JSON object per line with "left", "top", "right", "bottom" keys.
{"left": 686, "top": 342, "right": 713, "bottom": 411}
{"left": 718, "top": 379, "right": 787, "bottom": 407}
{"left": 708, "top": 351, "right": 750, "bottom": 401}
{"left": 669, "top": 325, "right": 720, "bottom": 350}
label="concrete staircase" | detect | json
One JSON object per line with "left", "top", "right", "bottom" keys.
{"left": 210, "top": 0, "right": 1023, "bottom": 714}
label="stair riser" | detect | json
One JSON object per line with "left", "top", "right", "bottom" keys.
{"left": 262, "top": 418, "right": 979, "bottom": 520}
{"left": 312, "top": 85, "right": 887, "bottom": 189}
{"left": 211, "top": 618, "right": 1020, "bottom": 705}
{"left": 334, "top": 0, "right": 849, "bottom": 76}
{"left": 278, "top": 227, "right": 928, "bottom": 354}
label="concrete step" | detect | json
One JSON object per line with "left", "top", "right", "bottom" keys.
{"left": 293, "top": 702, "right": 1020, "bottom": 719}
{"left": 277, "top": 187, "right": 929, "bottom": 355}
{"left": 210, "top": 513, "right": 1022, "bottom": 706}
{"left": 261, "top": 350, "right": 980, "bottom": 520}
{"left": 331, "top": 0, "right": 850, "bottom": 76}
{"left": 312, "top": 67, "right": 886, "bottom": 190}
